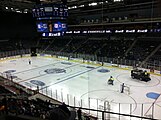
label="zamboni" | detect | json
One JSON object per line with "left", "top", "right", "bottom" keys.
{"left": 131, "top": 69, "right": 151, "bottom": 82}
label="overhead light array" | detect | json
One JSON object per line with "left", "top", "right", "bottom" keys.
{"left": 79, "top": 5, "right": 84, "bottom": 7}
{"left": 68, "top": 0, "right": 121, "bottom": 10}
{"left": 4, "top": 6, "right": 28, "bottom": 13}
{"left": 98, "top": 2, "right": 104, "bottom": 4}
{"left": 89, "top": 2, "right": 97, "bottom": 6}
{"left": 114, "top": 0, "right": 123, "bottom": 2}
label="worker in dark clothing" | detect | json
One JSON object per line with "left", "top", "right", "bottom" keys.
{"left": 59, "top": 102, "right": 71, "bottom": 117}
{"left": 121, "top": 83, "right": 125, "bottom": 93}
{"left": 29, "top": 59, "right": 31, "bottom": 65}
{"left": 77, "top": 108, "right": 82, "bottom": 120}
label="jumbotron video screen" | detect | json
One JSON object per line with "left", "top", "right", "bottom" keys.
{"left": 36, "top": 21, "right": 67, "bottom": 32}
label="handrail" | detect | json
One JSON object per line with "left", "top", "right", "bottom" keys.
{"left": 66, "top": 105, "right": 158, "bottom": 120}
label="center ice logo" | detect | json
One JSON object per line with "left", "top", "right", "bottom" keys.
{"left": 44, "top": 68, "right": 66, "bottom": 74}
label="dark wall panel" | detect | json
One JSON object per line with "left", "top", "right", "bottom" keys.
{"left": 0, "top": 12, "right": 37, "bottom": 40}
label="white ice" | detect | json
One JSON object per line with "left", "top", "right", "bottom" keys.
{"left": 0, "top": 56, "right": 161, "bottom": 120}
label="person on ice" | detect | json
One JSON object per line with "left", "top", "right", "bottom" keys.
{"left": 108, "top": 76, "right": 114, "bottom": 85}
{"left": 120, "top": 83, "right": 125, "bottom": 93}
{"left": 29, "top": 59, "right": 31, "bottom": 65}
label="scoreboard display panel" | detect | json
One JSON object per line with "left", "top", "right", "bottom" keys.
{"left": 37, "top": 22, "right": 48, "bottom": 32}
{"left": 36, "top": 21, "right": 67, "bottom": 33}
{"left": 42, "top": 32, "right": 64, "bottom": 37}
{"left": 53, "top": 21, "right": 67, "bottom": 32}
{"left": 32, "top": 4, "right": 68, "bottom": 18}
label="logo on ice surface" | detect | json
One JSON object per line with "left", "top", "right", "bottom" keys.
{"left": 44, "top": 68, "right": 66, "bottom": 74}
{"left": 97, "top": 69, "right": 110, "bottom": 73}
{"left": 30, "top": 80, "right": 45, "bottom": 86}
{"left": 61, "top": 62, "right": 72, "bottom": 65}
{"left": 4, "top": 70, "right": 16, "bottom": 73}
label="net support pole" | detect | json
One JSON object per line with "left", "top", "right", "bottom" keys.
{"left": 97, "top": 99, "right": 98, "bottom": 118}
{"left": 119, "top": 103, "right": 121, "bottom": 120}
{"left": 67, "top": 94, "right": 69, "bottom": 105}
{"left": 141, "top": 104, "right": 144, "bottom": 120}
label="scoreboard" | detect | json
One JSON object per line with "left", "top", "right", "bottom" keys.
{"left": 32, "top": 3, "right": 68, "bottom": 37}
{"left": 32, "top": 4, "right": 68, "bottom": 19}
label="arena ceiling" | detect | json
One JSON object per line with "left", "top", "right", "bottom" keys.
{"left": 0, "top": 0, "right": 113, "bottom": 13}
{"left": 0, "top": 0, "right": 158, "bottom": 13}
{"left": 0, "top": 0, "right": 108, "bottom": 6}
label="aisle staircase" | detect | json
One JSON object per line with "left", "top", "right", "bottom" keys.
{"left": 124, "top": 39, "right": 138, "bottom": 56}
{"left": 140, "top": 43, "right": 161, "bottom": 66}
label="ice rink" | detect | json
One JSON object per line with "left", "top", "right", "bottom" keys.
{"left": 0, "top": 56, "right": 161, "bottom": 120}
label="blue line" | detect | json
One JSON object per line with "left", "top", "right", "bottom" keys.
{"left": 40, "top": 66, "right": 101, "bottom": 90}
{"left": 56, "top": 70, "right": 83, "bottom": 80}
